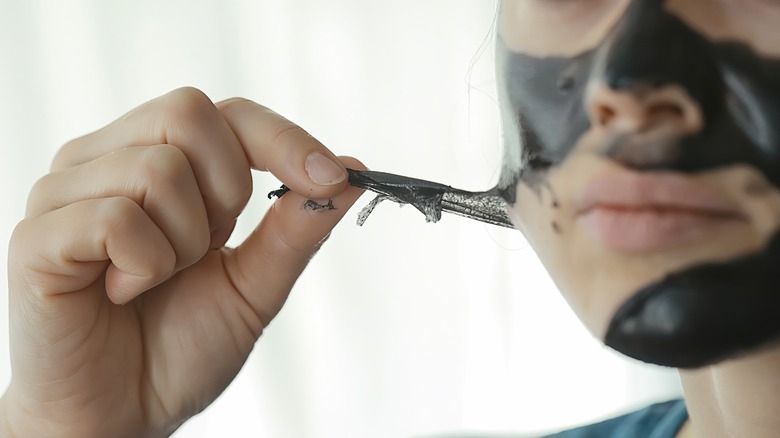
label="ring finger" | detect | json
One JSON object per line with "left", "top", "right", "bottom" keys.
{"left": 27, "top": 144, "right": 210, "bottom": 271}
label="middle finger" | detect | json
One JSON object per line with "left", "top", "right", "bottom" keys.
{"left": 28, "top": 144, "right": 210, "bottom": 271}
{"left": 52, "top": 87, "right": 251, "bottom": 234}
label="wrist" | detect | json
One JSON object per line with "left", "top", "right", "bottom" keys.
{"left": 1, "top": 390, "right": 42, "bottom": 438}
{"left": 0, "top": 390, "right": 93, "bottom": 438}
{"left": 1, "top": 393, "right": 17, "bottom": 438}
{"left": 1, "top": 389, "right": 173, "bottom": 438}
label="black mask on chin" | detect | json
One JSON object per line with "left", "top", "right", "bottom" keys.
{"left": 496, "top": 0, "right": 780, "bottom": 368}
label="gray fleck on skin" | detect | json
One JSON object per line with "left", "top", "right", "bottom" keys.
{"left": 303, "top": 199, "right": 336, "bottom": 212}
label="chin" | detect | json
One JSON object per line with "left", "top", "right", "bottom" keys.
{"left": 507, "top": 156, "right": 780, "bottom": 356}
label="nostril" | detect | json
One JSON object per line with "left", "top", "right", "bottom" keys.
{"left": 648, "top": 102, "right": 685, "bottom": 120}
{"left": 597, "top": 105, "right": 617, "bottom": 126}
{"left": 586, "top": 83, "right": 703, "bottom": 134}
{"left": 645, "top": 90, "right": 703, "bottom": 134}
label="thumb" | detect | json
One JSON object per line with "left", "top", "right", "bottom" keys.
{"left": 223, "top": 156, "right": 366, "bottom": 327}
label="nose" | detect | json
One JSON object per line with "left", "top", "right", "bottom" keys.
{"left": 585, "top": 82, "right": 703, "bottom": 135}
{"left": 584, "top": 0, "right": 715, "bottom": 137}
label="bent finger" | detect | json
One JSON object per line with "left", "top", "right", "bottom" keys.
{"left": 216, "top": 98, "right": 348, "bottom": 200}
{"left": 27, "top": 145, "right": 210, "bottom": 271}
{"left": 53, "top": 87, "right": 251, "bottom": 234}
{"left": 12, "top": 197, "right": 176, "bottom": 304}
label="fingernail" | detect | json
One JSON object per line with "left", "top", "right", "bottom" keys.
{"left": 305, "top": 152, "right": 346, "bottom": 185}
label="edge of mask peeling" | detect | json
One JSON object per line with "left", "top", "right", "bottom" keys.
{"left": 267, "top": 169, "right": 514, "bottom": 229}
{"left": 347, "top": 169, "right": 514, "bottom": 228}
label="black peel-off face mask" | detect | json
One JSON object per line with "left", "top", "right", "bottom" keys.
{"left": 496, "top": 0, "right": 780, "bottom": 367}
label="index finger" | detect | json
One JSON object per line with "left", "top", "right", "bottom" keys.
{"left": 53, "top": 88, "right": 350, "bottom": 235}
{"left": 216, "top": 98, "right": 349, "bottom": 199}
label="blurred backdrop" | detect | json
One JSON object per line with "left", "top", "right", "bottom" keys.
{"left": 0, "top": 1, "right": 682, "bottom": 437}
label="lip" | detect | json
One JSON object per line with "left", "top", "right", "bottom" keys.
{"left": 575, "top": 169, "right": 745, "bottom": 252}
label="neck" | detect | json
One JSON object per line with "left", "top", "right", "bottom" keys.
{"left": 679, "top": 345, "right": 780, "bottom": 438}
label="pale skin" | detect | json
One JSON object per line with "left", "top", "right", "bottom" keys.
{"left": 0, "top": 87, "right": 366, "bottom": 437}
{"left": 502, "top": 0, "right": 780, "bottom": 437}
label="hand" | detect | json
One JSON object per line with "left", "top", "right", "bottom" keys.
{"left": 1, "top": 87, "right": 365, "bottom": 437}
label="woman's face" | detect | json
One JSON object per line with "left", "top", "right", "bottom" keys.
{"left": 497, "top": 0, "right": 780, "bottom": 367}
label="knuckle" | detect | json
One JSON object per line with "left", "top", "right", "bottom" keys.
{"left": 271, "top": 122, "right": 308, "bottom": 149}
{"left": 166, "top": 86, "right": 212, "bottom": 106}
{"left": 217, "top": 96, "right": 269, "bottom": 115}
{"left": 132, "top": 253, "right": 175, "bottom": 287}
{"left": 159, "top": 86, "right": 216, "bottom": 126}
{"left": 139, "top": 144, "right": 192, "bottom": 186}
{"left": 26, "top": 173, "right": 56, "bottom": 216}
{"left": 97, "top": 198, "right": 175, "bottom": 279}
{"left": 97, "top": 197, "right": 141, "bottom": 229}
{"left": 9, "top": 218, "right": 33, "bottom": 252}
{"left": 8, "top": 225, "right": 44, "bottom": 299}
{"left": 194, "top": 228, "right": 212, "bottom": 257}
{"left": 180, "top": 241, "right": 210, "bottom": 271}
{"left": 179, "top": 225, "right": 211, "bottom": 268}
{"left": 150, "top": 247, "right": 177, "bottom": 281}
{"left": 225, "top": 178, "right": 253, "bottom": 213}
{"left": 52, "top": 135, "right": 88, "bottom": 171}
{"left": 218, "top": 96, "right": 252, "bottom": 110}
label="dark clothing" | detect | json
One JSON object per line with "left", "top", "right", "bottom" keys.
{"left": 542, "top": 399, "right": 688, "bottom": 438}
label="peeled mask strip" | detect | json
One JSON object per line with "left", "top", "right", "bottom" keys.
{"left": 269, "top": 169, "right": 513, "bottom": 228}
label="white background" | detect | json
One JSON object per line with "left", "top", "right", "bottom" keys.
{"left": 0, "top": 1, "right": 682, "bottom": 437}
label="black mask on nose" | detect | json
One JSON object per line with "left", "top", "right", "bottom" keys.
{"left": 496, "top": 0, "right": 780, "bottom": 367}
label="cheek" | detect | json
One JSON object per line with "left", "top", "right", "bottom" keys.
{"left": 506, "top": 171, "right": 629, "bottom": 338}
{"left": 507, "top": 157, "right": 717, "bottom": 339}
{"left": 500, "top": 0, "right": 630, "bottom": 56}
{"left": 666, "top": 0, "right": 780, "bottom": 58}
